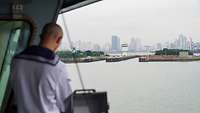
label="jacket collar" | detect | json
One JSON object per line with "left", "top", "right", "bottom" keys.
{"left": 21, "top": 45, "right": 55, "bottom": 60}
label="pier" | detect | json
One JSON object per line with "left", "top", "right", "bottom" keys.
{"left": 61, "top": 57, "right": 106, "bottom": 63}
{"left": 139, "top": 55, "right": 200, "bottom": 62}
{"left": 106, "top": 55, "right": 142, "bottom": 62}
{"left": 61, "top": 55, "right": 143, "bottom": 63}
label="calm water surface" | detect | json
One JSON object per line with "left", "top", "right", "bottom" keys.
{"left": 66, "top": 59, "right": 200, "bottom": 113}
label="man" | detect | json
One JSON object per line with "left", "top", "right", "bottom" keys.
{"left": 11, "top": 23, "right": 72, "bottom": 113}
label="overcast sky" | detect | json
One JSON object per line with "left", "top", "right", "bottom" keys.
{"left": 57, "top": 0, "right": 200, "bottom": 47}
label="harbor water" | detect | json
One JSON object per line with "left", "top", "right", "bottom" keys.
{"left": 66, "top": 58, "right": 200, "bottom": 113}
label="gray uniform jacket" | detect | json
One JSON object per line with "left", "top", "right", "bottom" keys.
{"left": 11, "top": 46, "right": 72, "bottom": 113}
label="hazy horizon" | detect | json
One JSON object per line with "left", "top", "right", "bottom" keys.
{"left": 57, "top": 0, "right": 200, "bottom": 49}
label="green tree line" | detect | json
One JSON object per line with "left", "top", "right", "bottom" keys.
{"left": 155, "top": 48, "right": 193, "bottom": 55}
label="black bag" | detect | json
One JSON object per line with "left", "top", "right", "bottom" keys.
{"left": 73, "top": 89, "right": 109, "bottom": 113}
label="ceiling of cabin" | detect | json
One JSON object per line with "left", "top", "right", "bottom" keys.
{"left": 61, "top": 0, "right": 101, "bottom": 13}
{"left": 0, "top": 0, "right": 101, "bottom": 45}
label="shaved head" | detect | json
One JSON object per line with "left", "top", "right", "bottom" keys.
{"left": 40, "top": 23, "right": 63, "bottom": 51}
{"left": 40, "top": 23, "right": 63, "bottom": 41}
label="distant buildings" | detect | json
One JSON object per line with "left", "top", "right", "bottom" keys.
{"left": 72, "top": 40, "right": 102, "bottom": 51}
{"left": 165, "top": 34, "right": 192, "bottom": 50}
{"left": 93, "top": 44, "right": 101, "bottom": 51}
{"left": 128, "top": 38, "right": 142, "bottom": 52}
{"left": 163, "top": 41, "right": 170, "bottom": 49}
{"left": 156, "top": 43, "right": 162, "bottom": 50}
{"left": 111, "top": 36, "right": 121, "bottom": 52}
{"left": 102, "top": 43, "right": 111, "bottom": 52}
{"left": 177, "top": 34, "right": 188, "bottom": 50}
{"left": 155, "top": 34, "right": 193, "bottom": 51}
{"left": 169, "top": 42, "right": 176, "bottom": 49}
{"left": 64, "top": 34, "right": 199, "bottom": 53}
{"left": 143, "top": 45, "right": 153, "bottom": 52}
{"left": 121, "top": 43, "right": 129, "bottom": 54}
{"left": 192, "top": 42, "right": 200, "bottom": 50}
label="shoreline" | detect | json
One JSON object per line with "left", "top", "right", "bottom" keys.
{"left": 60, "top": 55, "right": 200, "bottom": 63}
{"left": 61, "top": 57, "right": 106, "bottom": 63}
{"left": 139, "top": 55, "right": 200, "bottom": 62}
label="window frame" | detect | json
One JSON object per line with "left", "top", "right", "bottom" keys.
{"left": 0, "top": 19, "right": 33, "bottom": 113}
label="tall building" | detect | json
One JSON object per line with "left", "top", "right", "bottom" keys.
{"left": 156, "top": 43, "right": 162, "bottom": 50}
{"left": 92, "top": 44, "right": 101, "bottom": 51}
{"left": 111, "top": 36, "right": 121, "bottom": 52}
{"left": 177, "top": 34, "right": 188, "bottom": 50}
{"left": 128, "top": 38, "right": 142, "bottom": 52}
{"left": 102, "top": 43, "right": 111, "bottom": 53}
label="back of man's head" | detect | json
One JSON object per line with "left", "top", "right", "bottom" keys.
{"left": 40, "top": 23, "right": 63, "bottom": 51}
{"left": 40, "top": 23, "right": 62, "bottom": 41}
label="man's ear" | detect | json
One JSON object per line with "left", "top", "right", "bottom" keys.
{"left": 56, "top": 36, "right": 62, "bottom": 44}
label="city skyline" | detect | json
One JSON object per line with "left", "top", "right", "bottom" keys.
{"left": 59, "top": 34, "right": 200, "bottom": 52}
{"left": 57, "top": 0, "right": 200, "bottom": 47}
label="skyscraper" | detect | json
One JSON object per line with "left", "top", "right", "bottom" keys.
{"left": 111, "top": 36, "right": 121, "bottom": 52}
{"left": 177, "top": 34, "right": 188, "bottom": 50}
{"left": 128, "top": 38, "right": 142, "bottom": 52}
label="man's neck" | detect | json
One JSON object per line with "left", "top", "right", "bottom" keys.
{"left": 40, "top": 43, "right": 55, "bottom": 52}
